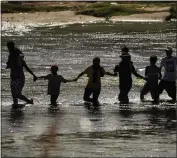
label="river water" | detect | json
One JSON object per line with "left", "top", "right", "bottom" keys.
{"left": 1, "top": 22, "right": 176, "bottom": 157}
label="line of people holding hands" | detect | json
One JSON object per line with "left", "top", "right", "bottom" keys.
{"left": 6, "top": 41, "right": 177, "bottom": 108}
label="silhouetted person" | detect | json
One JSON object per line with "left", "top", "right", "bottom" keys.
{"left": 37, "top": 65, "right": 74, "bottom": 106}
{"left": 140, "top": 55, "right": 162, "bottom": 103}
{"left": 74, "top": 57, "right": 113, "bottom": 106}
{"left": 158, "top": 46, "right": 177, "bottom": 103}
{"left": 113, "top": 46, "right": 145, "bottom": 104}
{"left": 6, "top": 41, "right": 37, "bottom": 107}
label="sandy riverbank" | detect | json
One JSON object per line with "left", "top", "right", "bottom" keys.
{"left": 2, "top": 10, "right": 170, "bottom": 26}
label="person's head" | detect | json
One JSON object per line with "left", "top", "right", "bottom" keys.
{"left": 150, "top": 55, "right": 157, "bottom": 65}
{"left": 51, "top": 64, "right": 58, "bottom": 75}
{"left": 120, "top": 46, "right": 131, "bottom": 61}
{"left": 165, "top": 46, "right": 173, "bottom": 57}
{"left": 121, "top": 46, "right": 129, "bottom": 53}
{"left": 7, "top": 41, "right": 15, "bottom": 52}
{"left": 92, "top": 57, "right": 100, "bottom": 68}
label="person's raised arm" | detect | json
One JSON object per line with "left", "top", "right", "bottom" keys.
{"left": 23, "top": 60, "right": 37, "bottom": 81}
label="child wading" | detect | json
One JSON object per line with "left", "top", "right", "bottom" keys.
{"left": 140, "top": 55, "right": 162, "bottom": 103}
{"left": 37, "top": 65, "right": 73, "bottom": 106}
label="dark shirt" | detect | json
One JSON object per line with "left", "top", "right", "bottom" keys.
{"left": 145, "top": 65, "right": 160, "bottom": 84}
{"left": 114, "top": 61, "right": 135, "bottom": 83}
{"left": 6, "top": 47, "right": 23, "bottom": 68}
{"left": 8, "top": 54, "right": 25, "bottom": 80}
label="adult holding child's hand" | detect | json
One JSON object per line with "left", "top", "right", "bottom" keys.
{"left": 6, "top": 41, "right": 37, "bottom": 107}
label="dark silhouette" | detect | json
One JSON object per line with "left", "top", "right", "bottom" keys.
{"left": 74, "top": 57, "right": 114, "bottom": 106}
{"left": 113, "top": 46, "right": 145, "bottom": 104}
{"left": 140, "top": 55, "right": 162, "bottom": 104}
{"left": 37, "top": 64, "right": 74, "bottom": 107}
{"left": 6, "top": 41, "right": 37, "bottom": 107}
{"left": 158, "top": 46, "right": 177, "bottom": 103}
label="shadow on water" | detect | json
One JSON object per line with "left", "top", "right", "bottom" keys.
{"left": 147, "top": 106, "right": 177, "bottom": 130}
{"left": 10, "top": 107, "right": 25, "bottom": 123}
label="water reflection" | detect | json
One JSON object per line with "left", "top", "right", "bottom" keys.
{"left": 10, "top": 107, "right": 25, "bottom": 123}
{"left": 119, "top": 104, "right": 132, "bottom": 118}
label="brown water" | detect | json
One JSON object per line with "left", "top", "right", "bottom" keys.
{"left": 1, "top": 22, "right": 176, "bottom": 157}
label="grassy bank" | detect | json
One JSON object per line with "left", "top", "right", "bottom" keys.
{"left": 166, "top": 5, "right": 177, "bottom": 20}
{"left": 1, "top": 2, "right": 70, "bottom": 13}
{"left": 1, "top": 2, "right": 176, "bottom": 20}
{"left": 75, "top": 3, "right": 160, "bottom": 18}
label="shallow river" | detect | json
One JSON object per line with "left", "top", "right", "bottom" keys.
{"left": 1, "top": 22, "right": 176, "bottom": 157}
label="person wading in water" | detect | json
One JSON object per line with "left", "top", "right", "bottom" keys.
{"left": 113, "top": 46, "right": 145, "bottom": 104}
{"left": 6, "top": 41, "right": 37, "bottom": 107}
{"left": 74, "top": 57, "right": 114, "bottom": 106}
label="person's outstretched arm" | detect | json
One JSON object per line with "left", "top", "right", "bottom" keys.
{"left": 132, "top": 65, "right": 145, "bottom": 79}
{"left": 23, "top": 60, "right": 38, "bottom": 81}
{"left": 60, "top": 76, "right": 76, "bottom": 83}
{"left": 38, "top": 75, "right": 49, "bottom": 80}
{"left": 106, "top": 71, "right": 117, "bottom": 76}
{"left": 74, "top": 72, "right": 85, "bottom": 81}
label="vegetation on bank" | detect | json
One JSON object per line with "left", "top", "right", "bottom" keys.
{"left": 165, "top": 5, "right": 177, "bottom": 20}
{"left": 1, "top": 2, "right": 70, "bottom": 13}
{"left": 1, "top": 2, "right": 176, "bottom": 20}
{"left": 75, "top": 2, "right": 163, "bottom": 18}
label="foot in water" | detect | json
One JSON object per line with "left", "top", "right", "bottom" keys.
{"left": 120, "top": 101, "right": 129, "bottom": 104}
{"left": 27, "top": 99, "right": 34, "bottom": 104}
{"left": 92, "top": 101, "right": 101, "bottom": 107}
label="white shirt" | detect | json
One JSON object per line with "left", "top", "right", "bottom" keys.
{"left": 160, "top": 56, "right": 177, "bottom": 81}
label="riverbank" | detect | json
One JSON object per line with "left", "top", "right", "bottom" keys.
{"left": 1, "top": 2, "right": 176, "bottom": 25}
{"left": 1, "top": 10, "right": 171, "bottom": 27}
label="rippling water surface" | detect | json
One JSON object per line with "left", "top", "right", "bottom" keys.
{"left": 1, "top": 22, "right": 176, "bottom": 157}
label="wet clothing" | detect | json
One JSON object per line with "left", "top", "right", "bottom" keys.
{"left": 11, "top": 79, "right": 25, "bottom": 104}
{"left": 141, "top": 65, "right": 160, "bottom": 101}
{"left": 43, "top": 74, "right": 67, "bottom": 105}
{"left": 83, "top": 66, "right": 106, "bottom": 89}
{"left": 158, "top": 80, "right": 176, "bottom": 101}
{"left": 6, "top": 51, "right": 31, "bottom": 105}
{"left": 6, "top": 47, "right": 23, "bottom": 68}
{"left": 83, "top": 87, "right": 101, "bottom": 105}
{"left": 114, "top": 60, "right": 139, "bottom": 103}
{"left": 50, "top": 94, "right": 59, "bottom": 106}
{"left": 9, "top": 55, "right": 25, "bottom": 80}
{"left": 159, "top": 56, "right": 177, "bottom": 101}
{"left": 82, "top": 65, "right": 105, "bottom": 105}
{"left": 43, "top": 74, "right": 66, "bottom": 95}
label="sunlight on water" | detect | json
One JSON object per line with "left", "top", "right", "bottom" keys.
{"left": 1, "top": 22, "right": 176, "bottom": 157}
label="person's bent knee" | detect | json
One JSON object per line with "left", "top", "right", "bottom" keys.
{"left": 83, "top": 96, "right": 89, "bottom": 102}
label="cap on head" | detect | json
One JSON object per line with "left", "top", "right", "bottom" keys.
{"left": 51, "top": 64, "right": 58, "bottom": 72}
{"left": 165, "top": 46, "right": 172, "bottom": 52}
{"left": 150, "top": 55, "right": 157, "bottom": 63}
